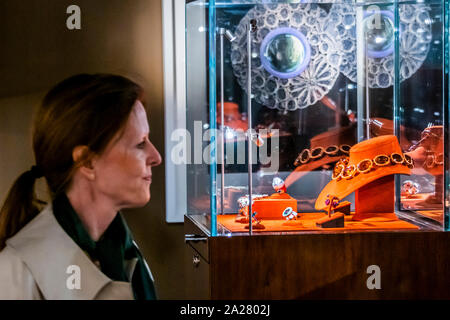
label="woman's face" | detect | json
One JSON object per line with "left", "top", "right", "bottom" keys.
{"left": 93, "top": 100, "right": 162, "bottom": 208}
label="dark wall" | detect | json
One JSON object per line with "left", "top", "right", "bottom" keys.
{"left": 0, "top": 0, "right": 186, "bottom": 299}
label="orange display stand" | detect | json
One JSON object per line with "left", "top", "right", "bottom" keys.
{"left": 353, "top": 175, "right": 398, "bottom": 221}
{"left": 250, "top": 192, "right": 297, "bottom": 219}
{"left": 221, "top": 174, "right": 419, "bottom": 232}
{"left": 217, "top": 212, "right": 418, "bottom": 233}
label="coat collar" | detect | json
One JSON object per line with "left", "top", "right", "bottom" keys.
{"left": 6, "top": 204, "right": 128, "bottom": 300}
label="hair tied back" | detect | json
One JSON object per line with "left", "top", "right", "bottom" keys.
{"left": 30, "top": 165, "right": 44, "bottom": 179}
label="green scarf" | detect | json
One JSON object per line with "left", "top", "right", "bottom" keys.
{"left": 52, "top": 193, "right": 157, "bottom": 300}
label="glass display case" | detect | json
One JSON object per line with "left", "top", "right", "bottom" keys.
{"left": 185, "top": 0, "right": 450, "bottom": 236}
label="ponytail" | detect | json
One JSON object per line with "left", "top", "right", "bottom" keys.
{"left": 0, "top": 167, "right": 46, "bottom": 250}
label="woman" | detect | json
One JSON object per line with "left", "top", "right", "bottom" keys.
{"left": 0, "top": 74, "right": 162, "bottom": 299}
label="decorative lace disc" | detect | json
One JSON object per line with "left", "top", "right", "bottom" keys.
{"left": 324, "top": 3, "right": 432, "bottom": 88}
{"left": 231, "top": 3, "right": 342, "bottom": 110}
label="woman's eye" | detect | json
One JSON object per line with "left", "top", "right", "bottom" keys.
{"left": 137, "top": 141, "right": 146, "bottom": 149}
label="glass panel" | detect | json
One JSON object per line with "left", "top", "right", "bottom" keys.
{"left": 185, "top": 0, "right": 448, "bottom": 236}
{"left": 186, "top": 1, "right": 212, "bottom": 233}
{"left": 396, "top": 2, "right": 445, "bottom": 227}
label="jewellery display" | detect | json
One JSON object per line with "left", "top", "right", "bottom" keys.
{"left": 324, "top": 194, "right": 340, "bottom": 213}
{"left": 294, "top": 144, "right": 351, "bottom": 166}
{"left": 237, "top": 196, "right": 250, "bottom": 209}
{"left": 315, "top": 135, "right": 413, "bottom": 216}
{"left": 272, "top": 177, "right": 286, "bottom": 193}
{"left": 408, "top": 125, "right": 443, "bottom": 152}
{"left": 421, "top": 126, "right": 442, "bottom": 141}
{"left": 282, "top": 207, "right": 298, "bottom": 221}
{"left": 285, "top": 125, "right": 357, "bottom": 189}
{"left": 401, "top": 180, "right": 420, "bottom": 197}
{"left": 244, "top": 211, "right": 265, "bottom": 230}
{"left": 324, "top": 3, "right": 432, "bottom": 88}
{"left": 316, "top": 194, "right": 345, "bottom": 228}
{"left": 332, "top": 152, "right": 413, "bottom": 181}
{"left": 406, "top": 125, "right": 444, "bottom": 174}
{"left": 250, "top": 132, "right": 265, "bottom": 147}
{"left": 231, "top": 3, "right": 341, "bottom": 110}
{"left": 215, "top": 135, "right": 423, "bottom": 232}
{"left": 237, "top": 191, "right": 298, "bottom": 220}
{"left": 185, "top": 1, "right": 447, "bottom": 236}
{"left": 237, "top": 194, "right": 268, "bottom": 208}
{"left": 236, "top": 194, "right": 268, "bottom": 223}
{"left": 425, "top": 153, "right": 444, "bottom": 169}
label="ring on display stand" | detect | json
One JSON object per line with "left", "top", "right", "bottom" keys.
{"left": 244, "top": 211, "right": 265, "bottom": 230}
{"left": 282, "top": 207, "right": 298, "bottom": 221}
{"left": 325, "top": 195, "right": 340, "bottom": 209}
{"left": 272, "top": 177, "right": 287, "bottom": 194}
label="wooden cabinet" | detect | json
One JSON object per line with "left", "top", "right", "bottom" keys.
{"left": 185, "top": 215, "right": 450, "bottom": 299}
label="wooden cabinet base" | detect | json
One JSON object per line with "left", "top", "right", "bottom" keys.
{"left": 185, "top": 215, "right": 450, "bottom": 299}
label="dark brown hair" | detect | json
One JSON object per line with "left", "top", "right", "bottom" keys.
{"left": 0, "top": 73, "right": 143, "bottom": 249}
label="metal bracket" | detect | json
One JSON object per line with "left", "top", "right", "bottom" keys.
{"left": 185, "top": 234, "right": 208, "bottom": 243}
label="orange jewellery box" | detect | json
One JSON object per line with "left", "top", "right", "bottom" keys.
{"left": 235, "top": 186, "right": 298, "bottom": 221}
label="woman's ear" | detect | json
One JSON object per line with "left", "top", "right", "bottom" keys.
{"left": 72, "top": 145, "right": 96, "bottom": 181}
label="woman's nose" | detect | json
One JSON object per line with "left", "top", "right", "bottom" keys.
{"left": 147, "top": 141, "right": 162, "bottom": 167}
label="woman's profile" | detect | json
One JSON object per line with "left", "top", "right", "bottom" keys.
{"left": 0, "top": 73, "right": 162, "bottom": 300}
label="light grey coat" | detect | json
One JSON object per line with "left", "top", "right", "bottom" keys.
{"left": 0, "top": 204, "right": 154, "bottom": 300}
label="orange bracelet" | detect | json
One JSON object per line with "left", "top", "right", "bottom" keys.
{"left": 332, "top": 152, "right": 413, "bottom": 181}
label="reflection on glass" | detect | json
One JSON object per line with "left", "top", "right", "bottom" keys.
{"left": 364, "top": 13, "right": 394, "bottom": 57}
{"left": 263, "top": 33, "right": 305, "bottom": 73}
